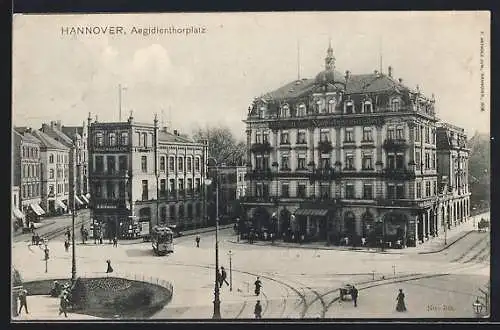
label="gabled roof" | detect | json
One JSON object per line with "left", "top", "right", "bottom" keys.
{"left": 40, "top": 125, "right": 73, "bottom": 146}
{"left": 61, "top": 126, "right": 83, "bottom": 139}
{"left": 158, "top": 130, "right": 195, "bottom": 144}
{"left": 31, "top": 130, "right": 69, "bottom": 150}
{"left": 13, "top": 128, "right": 41, "bottom": 144}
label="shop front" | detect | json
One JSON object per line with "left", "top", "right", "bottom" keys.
{"left": 293, "top": 208, "right": 329, "bottom": 242}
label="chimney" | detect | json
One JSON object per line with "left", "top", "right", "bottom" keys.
{"left": 388, "top": 66, "right": 393, "bottom": 77}
{"left": 50, "top": 121, "right": 55, "bottom": 129}
{"left": 398, "top": 78, "right": 403, "bottom": 84}
{"left": 162, "top": 126, "right": 168, "bottom": 133}
{"left": 173, "top": 129, "right": 178, "bottom": 136}
{"left": 56, "top": 120, "right": 62, "bottom": 130}
{"left": 128, "top": 110, "right": 134, "bottom": 124}
{"left": 345, "top": 70, "right": 351, "bottom": 81}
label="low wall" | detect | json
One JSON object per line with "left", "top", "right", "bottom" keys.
{"left": 21, "top": 276, "right": 173, "bottom": 319}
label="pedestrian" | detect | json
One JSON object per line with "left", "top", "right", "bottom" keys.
{"left": 195, "top": 234, "right": 200, "bottom": 248}
{"left": 254, "top": 277, "right": 262, "bottom": 296}
{"left": 395, "top": 289, "right": 407, "bottom": 312}
{"left": 220, "top": 266, "right": 229, "bottom": 287}
{"left": 254, "top": 300, "right": 262, "bottom": 319}
{"left": 31, "top": 233, "right": 36, "bottom": 246}
{"left": 59, "top": 292, "right": 69, "bottom": 318}
{"left": 18, "top": 288, "right": 29, "bottom": 315}
{"left": 106, "top": 259, "right": 114, "bottom": 274}
{"left": 64, "top": 239, "right": 70, "bottom": 252}
{"left": 65, "top": 229, "right": 71, "bottom": 241}
{"left": 113, "top": 236, "right": 118, "bottom": 247}
{"left": 99, "top": 231, "right": 103, "bottom": 244}
{"left": 351, "top": 285, "right": 358, "bottom": 307}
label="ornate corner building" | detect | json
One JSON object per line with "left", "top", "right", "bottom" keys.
{"left": 241, "top": 44, "right": 470, "bottom": 248}
{"left": 88, "top": 113, "right": 209, "bottom": 239}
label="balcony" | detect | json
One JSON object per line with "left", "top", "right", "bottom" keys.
{"left": 250, "top": 142, "right": 272, "bottom": 153}
{"left": 383, "top": 139, "right": 409, "bottom": 150}
{"left": 317, "top": 141, "right": 333, "bottom": 154}
{"left": 92, "top": 198, "right": 127, "bottom": 209}
{"left": 240, "top": 196, "right": 273, "bottom": 204}
{"left": 382, "top": 168, "right": 416, "bottom": 179}
{"left": 376, "top": 198, "right": 418, "bottom": 208}
{"left": 245, "top": 168, "right": 273, "bottom": 180}
{"left": 90, "top": 169, "right": 129, "bottom": 179}
{"left": 309, "top": 167, "right": 339, "bottom": 181}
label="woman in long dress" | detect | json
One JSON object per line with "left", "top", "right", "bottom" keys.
{"left": 106, "top": 260, "right": 114, "bottom": 274}
{"left": 396, "top": 289, "right": 407, "bottom": 312}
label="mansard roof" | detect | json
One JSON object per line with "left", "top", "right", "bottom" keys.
{"left": 31, "top": 130, "right": 69, "bottom": 151}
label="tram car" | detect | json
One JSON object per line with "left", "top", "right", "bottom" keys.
{"left": 151, "top": 225, "right": 174, "bottom": 256}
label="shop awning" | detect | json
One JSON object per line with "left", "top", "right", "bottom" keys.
{"left": 294, "top": 208, "right": 329, "bottom": 217}
{"left": 80, "top": 195, "right": 90, "bottom": 204}
{"left": 56, "top": 199, "right": 67, "bottom": 211}
{"left": 12, "top": 208, "right": 25, "bottom": 219}
{"left": 30, "top": 204, "right": 45, "bottom": 216}
{"left": 75, "top": 196, "right": 84, "bottom": 206}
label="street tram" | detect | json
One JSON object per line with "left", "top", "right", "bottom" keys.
{"left": 151, "top": 225, "right": 174, "bottom": 256}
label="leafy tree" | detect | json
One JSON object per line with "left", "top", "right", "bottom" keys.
{"left": 468, "top": 132, "right": 490, "bottom": 208}
{"left": 191, "top": 126, "right": 246, "bottom": 166}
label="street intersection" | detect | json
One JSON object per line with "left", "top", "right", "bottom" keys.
{"left": 12, "top": 213, "right": 489, "bottom": 320}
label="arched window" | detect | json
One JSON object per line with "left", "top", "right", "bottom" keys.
{"left": 345, "top": 101, "right": 354, "bottom": 114}
{"left": 391, "top": 99, "right": 400, "bottom": 112}
{"left": 49, "top": 169, "right": 54, "bottom": 179}
{"left": 94, "top": 132, "right": 103, "bottom": 146}
{"left": 328, "top": 99, "right": 336, "bottom": 113}
{"left": 259, "top": 105, "right": 266, "bottom": 119}
{"left": 120, "top": 132, "right": 129, "bottom": 145}
{"left": 298, "top": 103, "right": 306, "bottom": 116}
{"left": 363, "top": 101, "right": 373, "bottom": 113}
{"left": 362, "top": 212, "right": 374, "bottom": 238}
{"left": 281, "top": 104, "right": 290, "bottom": 118}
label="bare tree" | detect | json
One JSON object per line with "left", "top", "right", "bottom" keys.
{"left": 192, "top": 126, "right": 246, "bottom": 166}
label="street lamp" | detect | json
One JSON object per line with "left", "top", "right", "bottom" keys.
{"left": 71, "top": 147, "right": 77, "bottom": 283}
{"left": 206, "top": 157, "right": 221, "bottom": 319}
{"left": 271, "top": 162, "right": 279, "bottom": 237}
{"left": 227, "top": 250, "right": 233, "bottom": 292}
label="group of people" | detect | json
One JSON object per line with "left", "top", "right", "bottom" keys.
{"left": 31, "top": 232, "right": 43, "bottom": 246}
{"left": 342, "top": 286, "right": 407, "bottom": 312}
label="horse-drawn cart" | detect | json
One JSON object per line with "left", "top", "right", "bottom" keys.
{"left": 339, "top": 284, "right": 355, "bottom": 301}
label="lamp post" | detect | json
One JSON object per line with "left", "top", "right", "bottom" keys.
{"left": 207, "top": 157, "right": 221, "bottom": 319}
{"left": 71, "top": 147, "right": 77, "bottom": 283}
{"left": 473, "top": 297, "right": 483, "bottom": 316}
{"left": 271, "top": 162, "right": 279, "bottom": 237}
{"left": 227, "top": 250, "right": 233, "bottom": 292}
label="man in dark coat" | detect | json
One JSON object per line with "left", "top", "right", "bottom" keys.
{"left": 254, "top": 277, "right": 262, "bottom": 296}
{"left": 220, "top": 266, "right": 229, "bottom": 288}
{"left": 254, "top": 300, "right": 262, "bottom": 319}
{"left": 18, "top": 288, "right": 29, "bottom": 315}
{"left": 195, "top": 234, "right": 201, "bottom": 248}
{"left": 351, "top": 285, "right": 358, "bottom": 307}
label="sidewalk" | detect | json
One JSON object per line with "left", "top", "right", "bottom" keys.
{"left": 228, "top": 212, "right": 489, "bottom": 255}
{"left": 12, "top": 296, "right": 101, "bottom": 321}
{"left": 108, "top": 224, "right": 234, "bottom": 246}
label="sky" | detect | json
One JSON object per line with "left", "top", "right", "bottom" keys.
{"left": 12, "top": 11, "right": 490, "bottom": 139}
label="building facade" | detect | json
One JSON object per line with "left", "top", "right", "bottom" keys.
{"left": 61, "top": 122, "right": 90, "bottom": 199}
{"left": 13, "top": 128, "right": 45, "bottom": 224}
{"left": 207, "top": 165, "right": 247, "bottom": 222}
{"left": 40, "top": 121, "right": 88, "bottom": 209}
{"left": 88, "top": 113, "right": 209, "bottom": 239}
{"left": 241, "top": 44, "right": 469, "bottom": 247}
{"left": 436, "top": 123, "right": 471, "bottom": 230}
{"left": 31, "top": 129, "right": 70, "bottom": 215}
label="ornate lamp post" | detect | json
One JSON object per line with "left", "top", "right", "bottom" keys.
{"left": 206, "top": 157, "right": 221, "bottom": 319}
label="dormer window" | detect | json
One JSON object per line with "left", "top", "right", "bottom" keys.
{"left": 328, "top": 98, "right": 336, "bottom": 113}
{"left": 94, "top": 132, "right": 103, "bottom": 147}
{"left": 391, "top": 99, "right": 401, "bottom": 112}
{"left": 281, "top": 104, "right": 290, "bottom": 118}
{"left": 298, "top": 103, "right": 306, "bottom": 117}
{"left": 259, "top": 105, "right": 266, "bottom": 119}
{"left": 363, "top": 101, "right": 373, "bottom": 113}
{"left": 345, "top": 101, "right": 354, "bottom": 114}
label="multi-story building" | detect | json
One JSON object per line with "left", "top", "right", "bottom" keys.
{"left": 88, "top": 112, "right": 209, "bottom": 239}
{"left": 31, "top": 129, "right": 70, "bottom": 215}
{"left": 207, "top": 165, "right": 247, "bottom": 222}
{"left": 436, "top": 123, "right": 471, "bottom": 229}
{"left": 241, "top": 44, "right": 466, "bottom": 247}
{"left": 40, "top": 121, "right": 87, "bottom": 209}
{"left": 13, "top": 128, "right": 45, "bottom": 224}
{"left": 60, "top": 121, "right": 90, "bottom": 200}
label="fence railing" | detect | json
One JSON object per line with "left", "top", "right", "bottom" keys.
{"left": 79, "top": 271, "right": 173, "bottom": 294}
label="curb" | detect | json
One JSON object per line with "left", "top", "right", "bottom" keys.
{"left": 228, "top": 227, "right": 478, "bottom": 256}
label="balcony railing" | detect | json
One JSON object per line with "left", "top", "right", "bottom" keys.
{"left": 250, "top": 142, "right": 272, "bottom": 153}
{"left": 317, "top": 140, "right": 334, "bottom": 153}
{"left": 382, "top": 168, "right": 416, "bottom": 179}
{"left": 383, "top": 138, "right": 409, "bottom": 150}
{"left": 92, "top": 198, "right": 127, "bottom": 209}
{"left": 91, "top": 169, "right": 129, "bottom": 178}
